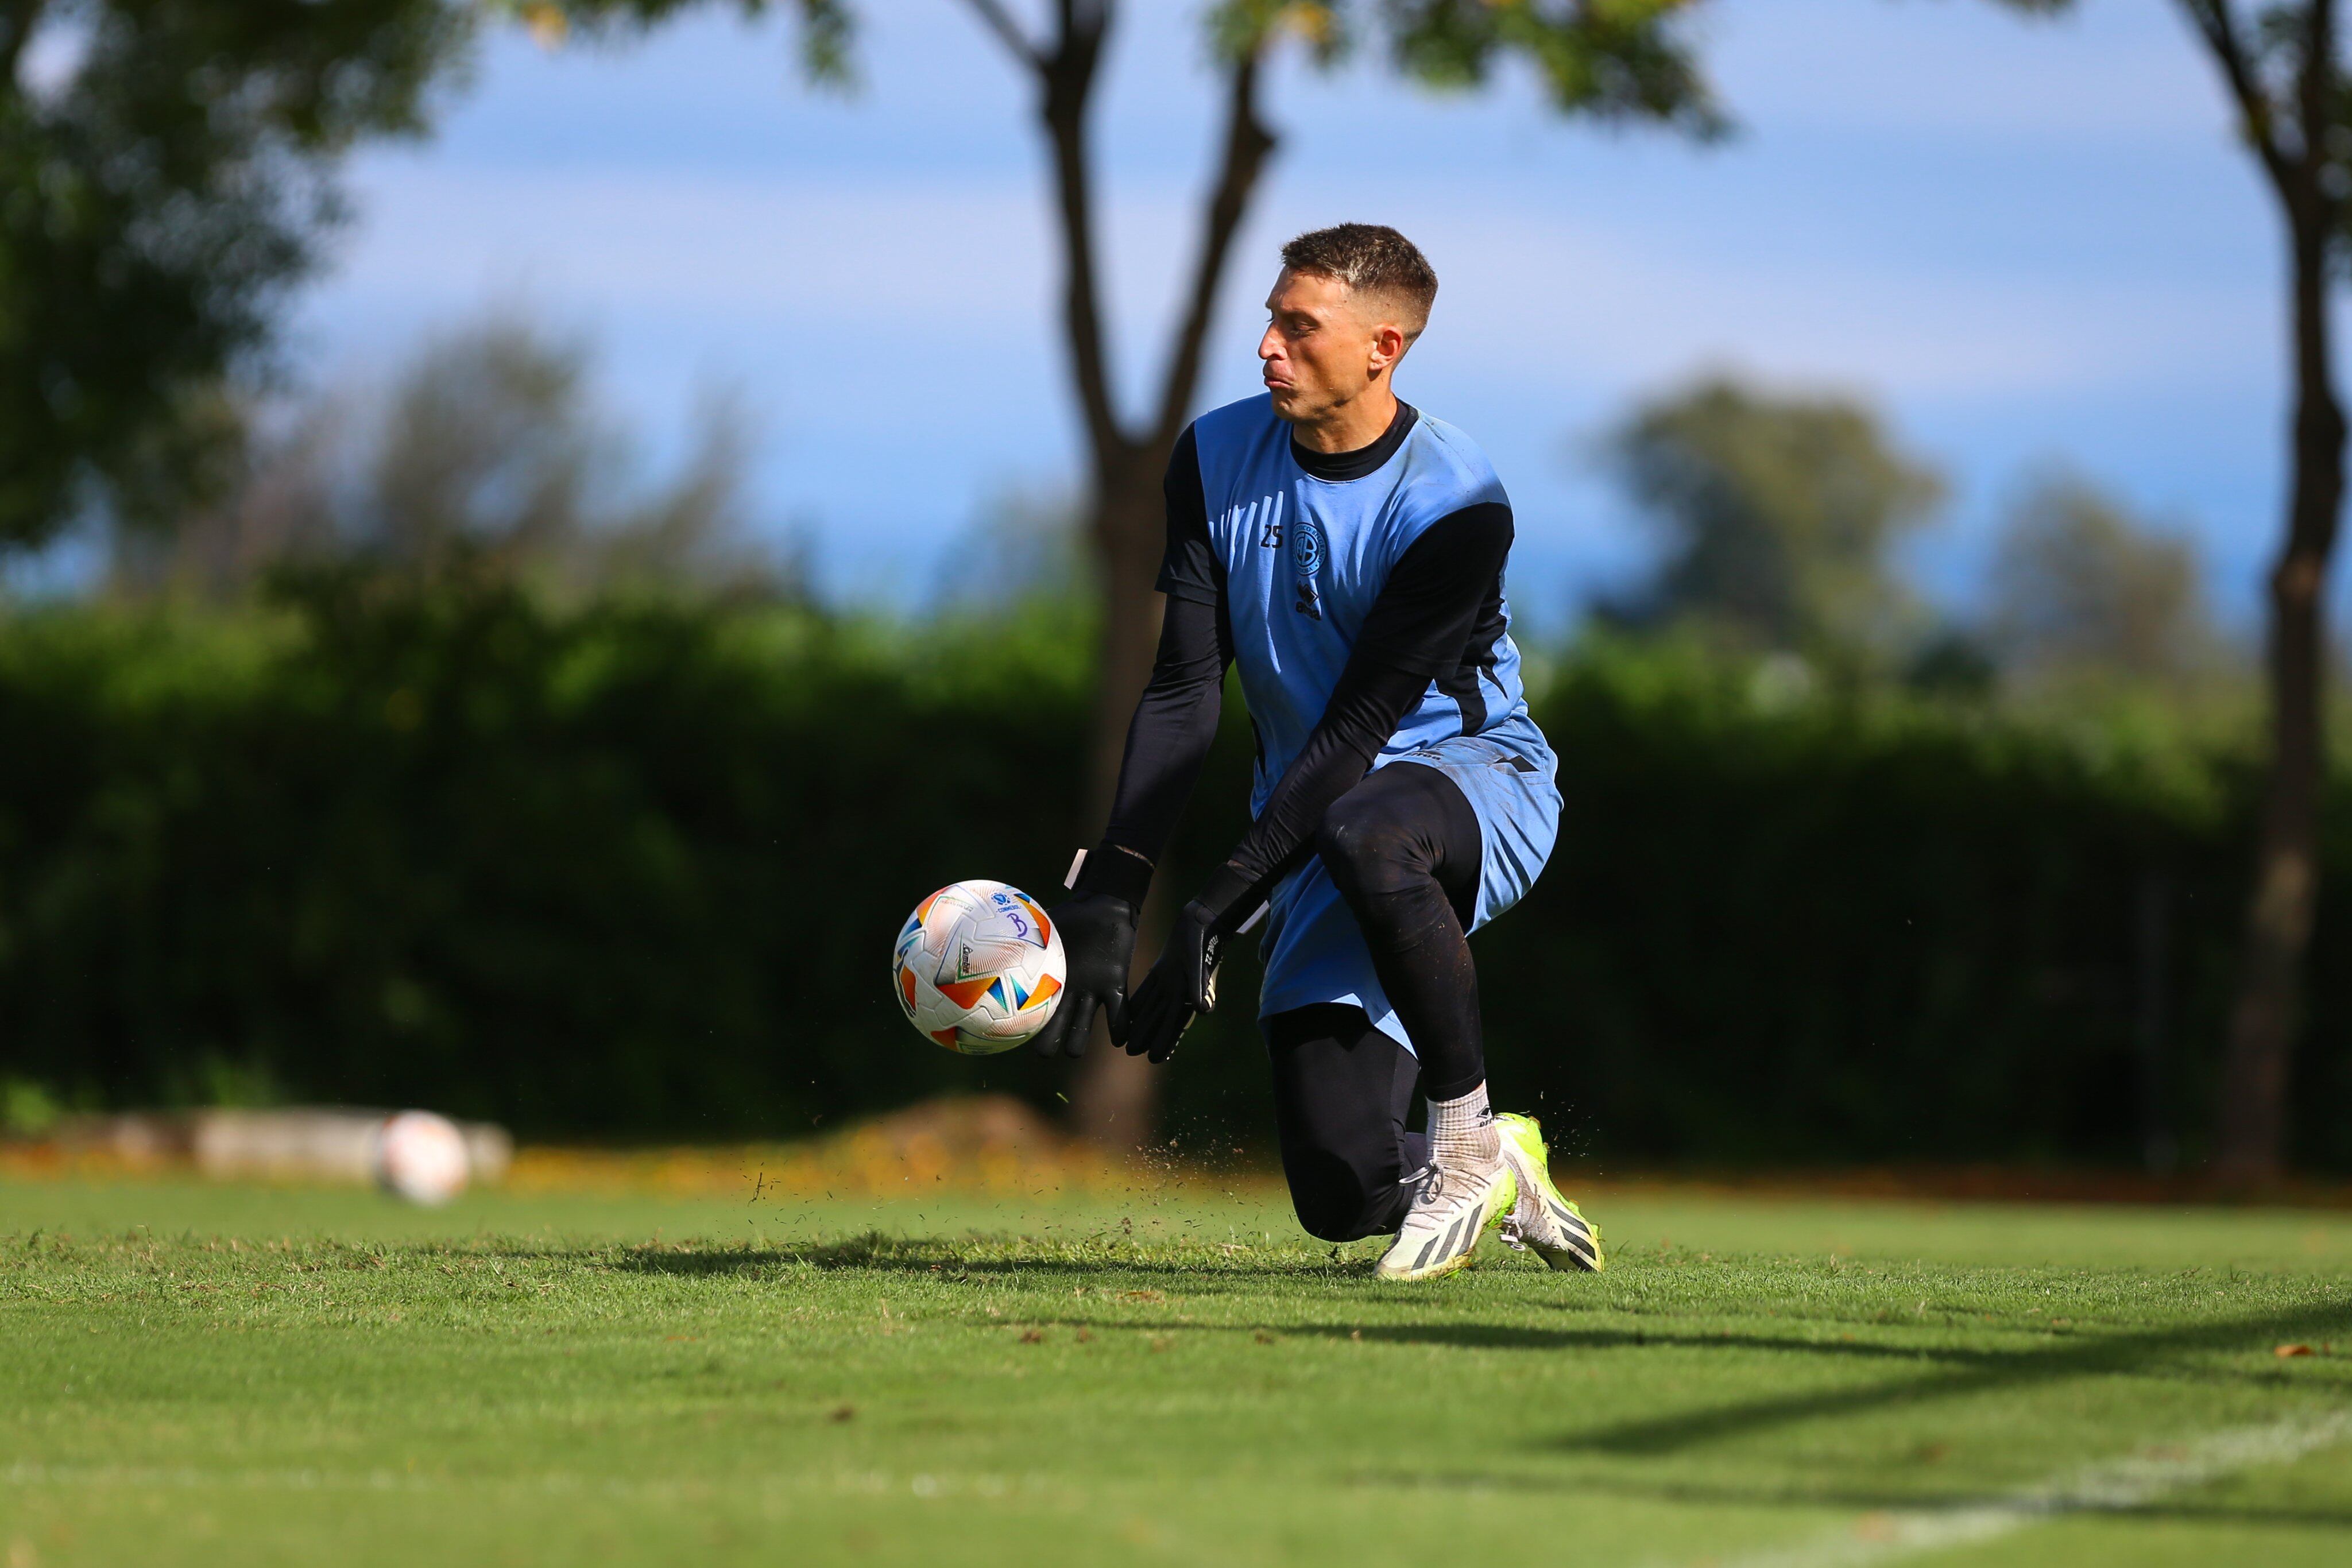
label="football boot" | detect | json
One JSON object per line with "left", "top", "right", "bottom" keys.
{"left": 1494, "top": 1112, "right": 1603, "bottom": 1272}
{"left": 1375, "top": 1150, "right": 1516, "bottom": 1282}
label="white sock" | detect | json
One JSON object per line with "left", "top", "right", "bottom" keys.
{"left": 1428, "top": 1082, "right": 1499, "bottom": 1169}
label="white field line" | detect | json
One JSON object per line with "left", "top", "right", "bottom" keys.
{"left": 1709, "top": 1411, "right": 2352, "bottom": 1568}
{"left": 9, "top": 1415, "right": 2347, "bottom": 1528}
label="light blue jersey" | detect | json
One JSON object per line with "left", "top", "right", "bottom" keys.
{"left": 1174, "top": 394, "right": 1563, "bottom": 1052}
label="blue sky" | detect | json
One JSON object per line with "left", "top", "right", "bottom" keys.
{"left": 294, "top": 0, "right": 2298, "bottom": 632}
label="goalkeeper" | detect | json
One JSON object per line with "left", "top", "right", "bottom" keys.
{"left": 1031, "top": 223, "right": 1599, "bottom": 1281}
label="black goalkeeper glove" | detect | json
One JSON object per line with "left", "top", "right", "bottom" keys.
{"left": 1124, "top": 864, "right": 1256, "bottom": 1065}
{"left": 1028, "top": 846, "right": 1151, "bottom": 1059}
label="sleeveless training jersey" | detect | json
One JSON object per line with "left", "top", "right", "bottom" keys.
{"left": 1170, "top": 394, "right": 1534, "bottom": 814}
{"left": 1144, "top": 393, "right": 1562, "bottom": 1047}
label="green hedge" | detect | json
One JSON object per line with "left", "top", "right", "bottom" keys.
{"left": 2, "top": 578, "right": 2346, "bottom": 1166}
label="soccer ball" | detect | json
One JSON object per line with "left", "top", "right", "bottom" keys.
{"left": 372, "top": 1110, "right": 470, "bottom": 1205}
{"left": 892, "top": 880, "right": 1066, "bottom": 1054}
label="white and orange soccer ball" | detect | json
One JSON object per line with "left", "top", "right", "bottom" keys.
{"left": 892, "top": 880, "right": 1066, "bottom": 1054}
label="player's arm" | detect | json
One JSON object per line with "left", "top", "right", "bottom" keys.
{"left": 1124, "top": 501, "right": 1512, "bottom": 1062}
{"left": 1030, "top": 430, "right": 1234, "bottom": 1058}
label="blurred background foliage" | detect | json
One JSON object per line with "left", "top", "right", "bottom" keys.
{"left": 2, "top": 1, "right": 2345, "bottom": 1176}
{"left": 0, "top": 566, "right": 2344, "bottom": 1165}
{"left": 1595, "top": 377, "right": 1945, "bottom": 675}
{"left": 0, "top": 0, "right": 473, "bottom": 549}
{"left": 3, "top": 322, "right": 2346, "bottom": 1168}
{"left": 109, "top": 317, "right": 794, "bottom": 603}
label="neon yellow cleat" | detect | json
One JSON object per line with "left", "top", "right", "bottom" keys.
{"left": 1494, "top": 1113, "right": 1604, "bottom": 1272}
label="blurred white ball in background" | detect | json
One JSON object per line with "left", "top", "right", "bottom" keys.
{"left": 373, "top": 1110, "right": 470, "bottom": 1205}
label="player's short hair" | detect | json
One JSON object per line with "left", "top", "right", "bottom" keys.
{"left": 1279, "top": 224, "right": 1438, "bottom": 339}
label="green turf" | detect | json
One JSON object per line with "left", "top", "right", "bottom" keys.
{"left": 4, "top": 1176, "right": 2351, "bottom": 1566}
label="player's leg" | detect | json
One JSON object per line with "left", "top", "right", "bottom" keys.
{"left": 1314, "top": 761, "right": 1487, "bottom": 1105}
{"left": 1316, "top": 760, "right": 1600, "bottom": 1275}
{"left": 1313, "top": 762, "right": 1512, "bottom": 1278}
{"left": 1263, "top": 1002, "right": 1430, "bottom": 1242}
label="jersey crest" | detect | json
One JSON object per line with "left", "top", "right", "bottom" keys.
{"left": 1291, "top": 516, "right": 1325, "bottom": 619}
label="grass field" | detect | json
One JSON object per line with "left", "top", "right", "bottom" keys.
{"left": 5, "top": 1172, "right": 2352, "bottom": 1566}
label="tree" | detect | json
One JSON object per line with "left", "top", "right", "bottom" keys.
{"left": 549, "top": 0, "right": 1721, "bottom": 1144}
{"left": 1970, "top": 0, "right": 2352, "bottom": 1176}
{"left": 1980, "top": 0, "right": 2352, "bottom": 1176}
{"left": 2150, "top": 2, "right": 2347, "bottom": 1178}
{"left": 114, "top": 318, "right": 788, "bottom": 601}
{"left": 0, "top": 1, "right": 473, "bottom": 551}
{"left": 1986, "top": 470, "right": 2230, "bottom": 697}
{"left": 1600, "top": 376, "right": 1943, "bottom": 671}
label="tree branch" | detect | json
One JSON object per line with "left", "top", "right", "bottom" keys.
{"left": 2300, "top": 0, "right": 2339, "bottom": 229}
{"left": 955, "top": 0, "right": 1040, "bottom": 71}
{"left": 1152, "top": 40, "right": 1278, "bottom": 452}
{"left": 1038, "top": 0, "right": 1125, "bottom": 469}
{"left": 2179, "top": 0, "right": 2294, "bottom": 194}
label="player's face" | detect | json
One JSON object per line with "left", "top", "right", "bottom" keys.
{"left": 1258, "top": 270, "right": 1395, "bottom": 423}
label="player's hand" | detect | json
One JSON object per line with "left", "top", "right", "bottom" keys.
{"left": 1028, "top": 892, "right": 1137, "bottom": 1058}
{"left": 1125, "top": 899, "right": 1223, "bottom": 1064}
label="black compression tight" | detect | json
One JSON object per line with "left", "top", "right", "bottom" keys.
{"left": 1313, "top": 760, "right": 1486, "bottom": 1102}
{"left": 1265, "top": 1004, "right": 1430, "bottom": 1241}
{"left": 1260, "top": 764, "right": 1487, "bottom": 1242}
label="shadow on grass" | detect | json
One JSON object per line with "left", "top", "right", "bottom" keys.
{"left": 600, "top": 1231, "right": 1367, "bottom": 1281}
{"left": 537, "top": 1233, "right": 2352, "bottom": 1463}
{"left": 1279, "top": 1320, "right": 1974, "bottom": 1362}
{"left": 999, "top": 1316, "right": 1991, "bottom": 1365}
{"left": 1552, "top": 1298, "right": 2352, "bottom": 1455}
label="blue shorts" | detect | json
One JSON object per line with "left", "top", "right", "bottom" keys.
{"left": 1254, "top": 712, "right": 1562, "bottom": 1055}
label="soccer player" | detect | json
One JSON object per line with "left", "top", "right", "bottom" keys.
{"left": 1030, "top": 223, "right": 1600, "bottom": 1281}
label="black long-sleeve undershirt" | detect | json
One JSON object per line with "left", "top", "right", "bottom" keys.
{"left": 1080, "top": 428, "right": 1515, "bottom": 926}
{"left": 1090, "top": 593, "right": 1234, "bottom": 893}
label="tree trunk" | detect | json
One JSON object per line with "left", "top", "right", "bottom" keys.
{"left": 2216, "top": 208, "right": 2345, "bottom": 1182}
{"left": 1065, "top": 454, "right": 1171, "bottom": 1147}
{"left": 1043, "top": 38, "right": 1274, "bottom": 1151}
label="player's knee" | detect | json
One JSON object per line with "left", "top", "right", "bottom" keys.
{"left": 1315, "top": 797, "right": 1417, "bottom": 903}
{"left": 1285, "top": 1160, "right": 1388, "bottom": 1242}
